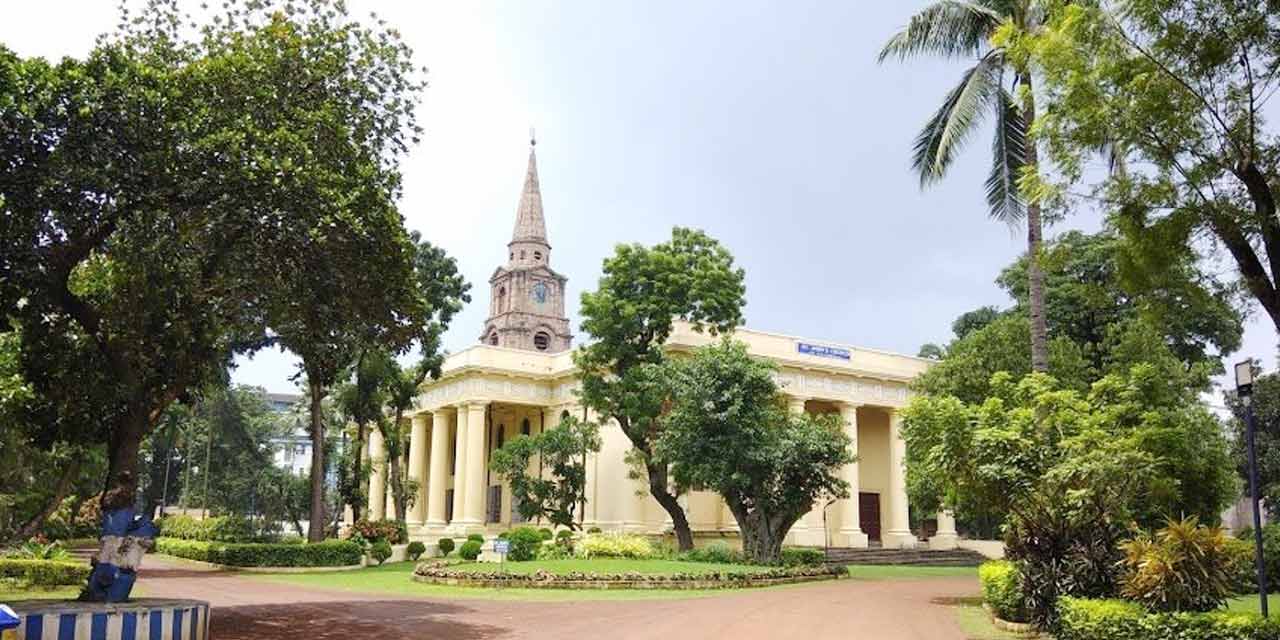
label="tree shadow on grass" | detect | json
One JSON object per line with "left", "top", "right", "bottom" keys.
{"left": 211, "top": 599, "right": 510, "bottom": 640}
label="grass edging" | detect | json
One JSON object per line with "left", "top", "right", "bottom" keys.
{"left": 411, "top": 563, "right": 846, "bottom": 590}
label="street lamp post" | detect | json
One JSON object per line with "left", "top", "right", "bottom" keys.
{"left": 1237, "top": 360, "right": 1269, "bottom": 618}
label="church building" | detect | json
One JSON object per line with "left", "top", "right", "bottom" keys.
{"left": 364, "top": 140, "right": 950, "bottom": 550}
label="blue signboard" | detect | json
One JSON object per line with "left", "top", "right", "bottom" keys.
{"left": 494, "top": 540, "right": 510, "bottom": 554}
{"left": 797, "top": 342, "right": 851, "bottom": 361}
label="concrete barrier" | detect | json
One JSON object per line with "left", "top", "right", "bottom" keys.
{"left": 6, "top": 598, "right": 209, "bottom": 640}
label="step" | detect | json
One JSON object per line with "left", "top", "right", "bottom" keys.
{"left": 823, "top": 547, "right": 988, "bottom": 567}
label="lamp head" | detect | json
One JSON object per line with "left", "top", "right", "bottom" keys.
{"left": 1236, "top": 360, "right": 1255, "bottom": 396}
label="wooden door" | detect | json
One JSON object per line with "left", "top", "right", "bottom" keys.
{"left": 859, "top": 492, "right": 881, "bottom": 542}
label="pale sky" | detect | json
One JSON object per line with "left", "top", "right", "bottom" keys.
{"left": 3, "top": 1, "right": 1273, "bottom": 399}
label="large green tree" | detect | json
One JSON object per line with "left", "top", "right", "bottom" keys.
{"left": 657, "top": 339, "right": 853, "bottom": 564}
{"left": 0, "top": 0, "right": 426, "bottom": 551}
{"left": 1028, "top": 0, "right": 1280, "bottom": 338}
{"left": 575, "top": 227, "right": 746, "bottom": 550}
{"left": 880, "top": 0, "right": 1055, "bottom": 371}
{"left": 917, "top": 230, "right": 1241, "bottom": 404}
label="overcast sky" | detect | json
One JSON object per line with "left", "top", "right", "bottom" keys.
{"left": 3, "top": 1, "right": 1273, "bottom": 399}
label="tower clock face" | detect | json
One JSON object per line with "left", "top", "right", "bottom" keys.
{"left": 532, "top": 281, "right": 548, "bottom": 304}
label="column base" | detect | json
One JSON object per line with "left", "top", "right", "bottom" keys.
{"left": 928, "top": 533, "right": 959, "bottom": 551}
{"left": 446, "top": 520, "right": 487, "bottom": 537}
{"left": 832, "top": 528, "right": 869, "bottom": 548}
{"left": 882, "top": 530, "right": 917, "bottom": 549}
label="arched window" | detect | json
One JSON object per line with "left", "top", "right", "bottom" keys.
{"left": 533, "top": 332, "right": 550, "bottom": 351}
{"left": 497, "top": 286, "right": 506, "bottom": 311}
{"left": 533, "top": 251, "right": 542, "bottom": 261}
{"left": 520, "top": 250, "right": 526, "bottom": 260}
{"left": 521, "top": 418, "right": 531, "bottom": 436}
{"left": 488, "top": 331, "right": 499, "bottom": 346}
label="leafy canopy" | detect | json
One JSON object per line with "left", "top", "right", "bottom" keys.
{"left": 490, "top": 415, "right": 601, "bottom": 531}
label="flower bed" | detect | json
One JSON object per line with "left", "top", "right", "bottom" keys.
{"left": 155, "top": 537, "right": 362, "bottom": 568}
{"left": 411, "top": 561, "right": 846, "bottom": 590}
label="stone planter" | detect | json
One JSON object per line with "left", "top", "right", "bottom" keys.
{"left": 7, "top": 598, "right": 209, "bottom": 640}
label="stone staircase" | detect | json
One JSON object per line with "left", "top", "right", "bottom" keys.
{"left": 824, "top": 546, "right": 988, "bottom": 567}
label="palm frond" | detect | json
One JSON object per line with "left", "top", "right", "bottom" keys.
{"left": 878, "top": 0, "right": 1004, "bottom": 63}
{"left": 912, "top": 51, "right": 1005, "bottom": 186}
{"left": 985, "top": 88, "right": 1027, "bottom": 224}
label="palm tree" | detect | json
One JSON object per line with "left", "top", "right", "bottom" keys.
{"left": 880, "top": 1, "right": 1050, "bottom": 371}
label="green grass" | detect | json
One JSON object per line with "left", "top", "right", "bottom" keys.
{"left": 1226, "top": 593, "right": 1280, "bottom": 614}
{"left": 953, "top": 602, "right": 1030, "bottom": 640}
{"left": 0, "top": 585, "right": 83, "bottom": 602}
{"left": 447, "top": 558, "right": 760, "bottom": 575}
{"left": 845, "top": 564, "right": 978, "bottom": 580}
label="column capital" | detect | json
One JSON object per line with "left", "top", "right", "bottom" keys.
{"left": 837, "top": 401, "right": 864, "bottom": 410}
{"left": 457, "top": 399, "right": 490, "bottom": 410}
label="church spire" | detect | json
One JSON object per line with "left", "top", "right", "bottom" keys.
{"left": 511, "top": 136, "right": 548, "bottom": 244}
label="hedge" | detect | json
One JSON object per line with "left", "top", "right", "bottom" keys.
{"left": 155, "top": 538, "right": 362, "bottom": 567}
{"left": 0, "top": 558, "right": 90, "bottom": 587}
{"left": 156, "top": 514, "right": 262, "bottom": 543}
{"left": 979, "top": 560, "right": 1027, "bottom": 623}
{"left": 413, "top": 562, "right": 847, "bottom": 590}
{"left": 1057, "top": 597, "right": 1280, "bottom": 640}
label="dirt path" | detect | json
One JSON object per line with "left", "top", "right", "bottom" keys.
{"left": 137, "top": 557, "right": 979, "bottom": 640}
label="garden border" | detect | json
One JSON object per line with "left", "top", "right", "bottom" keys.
{"left": 411, "top": 565, "right": 848, "bottom": 590}
{"left": 982, "top": 604, "right": 1038, "bottom": 635}
{"left": 151, "top": 554, "right": 365, "bottom": 574}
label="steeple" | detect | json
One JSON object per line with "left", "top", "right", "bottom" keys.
{"left": 511, "top": 136, "right": 548, "bottom": 245}
{"left": 481, "top": 135, "right": 572, "bottom": 353}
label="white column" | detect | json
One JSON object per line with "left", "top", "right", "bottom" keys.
{"left": 461, "top": 401, "right": 490, "bottom": 529}
{"left": 836, "top": 403, "right": 869, "bottom": 548}
{"left": 788, "top": 397, "right": 825, "bottom": 546}
{"left": 930, "top": 510, "right": 959, "bottom": 550}
{"left": 367, "top": 428, "right": 386, "bottom": 522}
{"left": 406, "top": 413, "right": 430, "bottom": 527}
{"left": 884, "top": 410, "right": 915, "bottom": 548}
{"left": 425, "top": 409, "right": 451, "bottom": 528}
{"left": 450, "top": 403, "right": 468, "bottom": 528}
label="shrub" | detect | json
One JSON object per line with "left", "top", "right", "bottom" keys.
{"left": 496, "top": 531, "right": 509, "bottom": 540}
{"left": 437, "top": 537, "right": 455, "bottom": 557}
{"left": 539, "top": 543, "right": 573, "bottom": 560}
{"left": 1237, "top": 524, "right": 1280, "bottom": 592}
{"left": 505, "top": 527, "right": 544, "bottom": 562}
{"left": 680, "top": 542, "right": 742, "bottom": 565}
{"left": 587, "top": 526, "right": 602, "bottom": 534}
{"left": 779, "top": 547, "right": 824, "bottom": 567}
{"left": 155, "top": 538, "right": 362, "bottom": 567}
{"left": 1057, "top": 596, "right": 1280, "bottom": 640}
{"left": 0, "top": 559, "right": 89, "bottom": 587}
{"left": 459, "top": 540, "right": 482, "bottom": 561}
{"left": 467, "top": 533, "right": 485, "bottom": 544}
{"left": 157, "top": 514, "right": 261, "bottom": 543}
{"left": 5, "top": 540, "right": 71, "bottom": 561}
{"left": 1226, "top": 537, "right": 1260, "bottom": 594}
{"left": 1119, "top": 517, "right": 1234, "bottom": 612}
{"left": 555, "top": 530, "right": 573, "bottom": 544}
{"left": 369, "top": 541, "right": 393, "bottom": 565}
{"left": 979, "top": 561, "right": 1026, "bottom": 623}
{"left": 538, "top": 528, "right": 554, "bottom": 541}
{"left": 577, "top": 533, "right": 656, "bottom": 560}
{"left": 407, "top": 541, "right": 426, "bottom": 561}
{"left": 345, "top": 519, "right": 406, "bottom": 545}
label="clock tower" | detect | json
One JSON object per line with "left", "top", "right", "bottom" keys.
{"left": 480, "top": 138, "right": 572, "bottom": 353}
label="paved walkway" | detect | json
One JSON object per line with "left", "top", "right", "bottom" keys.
{"left": 137, "top": 557, "right": 979, "bottom": 640}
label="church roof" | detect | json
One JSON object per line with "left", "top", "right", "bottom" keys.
{"left": 511, "top": 141, "right": 548, "bottom": 245}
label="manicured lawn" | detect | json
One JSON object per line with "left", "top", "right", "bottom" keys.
{"left": 845, "top": 564, "right": 978, "bottom": 580}
{"left": 952, "top": 601, "right": 1029, "bottom": 640}
{"left": 447, "top": 558, "right": 760, "bottom": 575}
{"left": 1226, "top": 593, "right": 1280, "bottom": 614}
{"left": 0, "top": 585, "right": 82, "bottom": 602}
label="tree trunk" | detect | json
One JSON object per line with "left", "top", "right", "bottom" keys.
{"left": 728, "top": 500, "right": 797, "bottom": 565}
{"left": 1023, "top": 78, "right": 1049, "bottom": 373}
{"left": 306, "top": 382, "right": 327, "bottom": 542}
{"left": 14, "top": 454, "right": 83, "bottom": 541}
{"left": 349, "top": 422, "right": 367, "bottom": 520}
{"left": 386, "top": 430, "right": 407, "bottom": 522}
{"left": 646, "top": 461, "right": 694, "bottom": 550}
